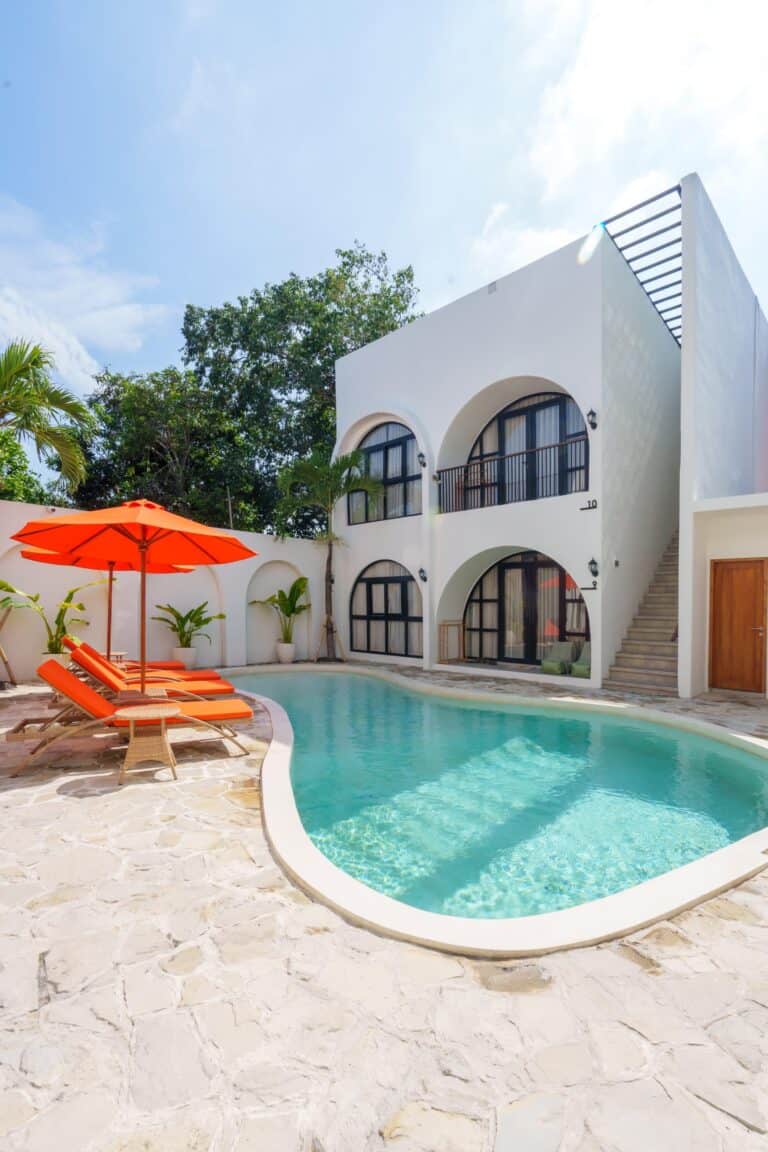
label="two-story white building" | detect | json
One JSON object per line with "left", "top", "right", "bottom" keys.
{"left": 332, "top": 173, "right": 768, "bottom": 699}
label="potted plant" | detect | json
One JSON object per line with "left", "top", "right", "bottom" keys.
{"left": 251, "top": 576, "right": 310, "bottom": 663}
{"left": 151, "top": 601, "right": 226, "bottom": 668}
{"left": 0, "top": 578, "right": 101, "bottom": 667}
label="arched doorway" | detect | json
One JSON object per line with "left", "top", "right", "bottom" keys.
{"left": 464, "top": 550, "right": 588, "bottom": 665}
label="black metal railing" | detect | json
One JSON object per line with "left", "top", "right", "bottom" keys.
{"left": 437, "top": 437, "right": 589, "bottom": 514}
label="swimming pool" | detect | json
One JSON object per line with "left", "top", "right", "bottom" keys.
{"left": 235, "top": 670, "right": 768, "bottom": 921}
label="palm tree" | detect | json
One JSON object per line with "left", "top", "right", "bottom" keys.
{"left": 0, "top": 341, "right": 91, "bottom": 488}
{"left": 276, "top": 449, "right": 383, "bottom": 660}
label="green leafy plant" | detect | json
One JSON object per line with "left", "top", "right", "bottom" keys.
{"left": 151, "top": 601, "right": 225, "bottom": 648}
{"left": 250, "top": 576, "right": 310, "bottom": 644}
{"left": 0, "top": 578, "right": 102, "bottom": 654}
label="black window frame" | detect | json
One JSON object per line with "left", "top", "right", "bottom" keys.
{"left": 350, "top": 561, "right": 423, "bottom": 658}
{"left": 465, "top": 393, "right": 589, "bottom": 508}
{"left": 347, "top": 422, "right": 422, "bottom": 525}
{"left": 463, "top": 550, "right": 590, "bottom": 666}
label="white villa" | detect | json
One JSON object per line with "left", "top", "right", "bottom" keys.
{"left": 333, "top": 172, "right": 768, "bottom": 700}
{"left": 1, "top": 172, "right": 767, "bottom": 702}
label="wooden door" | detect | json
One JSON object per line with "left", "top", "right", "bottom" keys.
{"left": 710, "top": 559, "right": 767, "bottom": 692}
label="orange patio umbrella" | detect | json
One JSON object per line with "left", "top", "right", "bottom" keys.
{"left": 20, "top": 545, "right": 192, "bottom": 663}
{"left": 13, "top": 500, "right": 257, "bottom": 689}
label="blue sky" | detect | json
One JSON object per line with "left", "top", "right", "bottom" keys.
{"left": 2, "top": 0, "right": 767, "bottom": 395}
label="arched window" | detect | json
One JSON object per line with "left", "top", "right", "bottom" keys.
{"left": 350, "top": 561, "right": 423, "bottom": 657}
{"left": 464, "top": 551, "right": 589, "bottom": 664}
{"left": 348, "top": 422, "right": 422, "bottom": 524}
{"left": 464, "top": 393, "right": 588, "bottom": 509}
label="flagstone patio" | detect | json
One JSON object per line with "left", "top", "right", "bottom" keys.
{"left": 1, "top": 680, "right": 768, "bottom": 1151}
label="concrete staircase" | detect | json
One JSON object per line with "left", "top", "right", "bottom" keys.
{"left": 604, "top": 532, "right": 679, "bottom": 695}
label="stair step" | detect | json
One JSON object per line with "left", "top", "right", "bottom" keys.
{"left": 607, "top": 666, "right": 678, "bottom": 687}
{"left": 623, "top": 640, "right": 678, "bottom": 656}
{"left": 614, "top": 654, "right": 678, "bottom": 672}
{"left": 629, "top": 631, "right": 678, "bottom": 643}
{"left": 604, "top": 678, "right": 677, "bottom": 697}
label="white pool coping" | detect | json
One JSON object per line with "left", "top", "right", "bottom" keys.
{"left": 233, "top": 664, "right": 768, "bottom": 957}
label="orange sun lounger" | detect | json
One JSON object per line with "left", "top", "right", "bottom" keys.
{"left": 9, "top": 660, "right": 253, "bottom": 776}
{"left": 69, "top": 645, "right": 236, "bottom": 698}
{"left": 67, "top": 638, "right": 223, "bottom": 682}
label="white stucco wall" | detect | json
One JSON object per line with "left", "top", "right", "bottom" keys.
{"left": 678, "top": 173, "right": 768, "bottom": 696}
{"left": 335, "top": 238, "right": 603, "bottom": 470}
{"left": 0, "top": 500, "right": 326, "bottom": 682}
{"left": 600, "top": 236, "right": 681, "bottom": 678}
{"left": 680, "top": 174, "right": 768, "bottom": 502}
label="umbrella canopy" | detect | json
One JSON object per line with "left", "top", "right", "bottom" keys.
{"left": 14, "top": 500, "right": 257, "bottom": 688}
{"left": 20, "top": 545, "right": 192, "bottom": 662}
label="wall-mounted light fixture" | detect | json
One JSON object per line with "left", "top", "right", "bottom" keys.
{"left": 418, "top": 568, "right": 428, "bottom": 582}
{"left": 586, "top": 409, "right": 598, "bottom": 430}
{"left": 588, "top": 558, "right": 599, "bottom": 579}
{"left": 417, "top": 451, "right": 427, "bottom": 469}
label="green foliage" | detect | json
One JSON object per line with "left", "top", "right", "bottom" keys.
{"left": 182, "top": 243, "right": 419, "bottom": 534}
{"left": 151, "top": 601, "right": 226, "bottom": 648}
{"left": 250, "top": 575, "right": 310, "bottom": 643}
{"left": 275, "top": 449, "right": 383, "bottom": 537}
{"left": 0, "top": 578, "right": 102, "bottom": 653}
{"left": 66, "top": 367, "right": 263, "bottom": 527}
{"left": 0, "top": 430, "right": 47, "bottom": 503}
{"left": 0, "top": 341, "right": 91, "bottom": 487}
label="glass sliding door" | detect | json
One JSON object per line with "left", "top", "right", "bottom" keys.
{"left": 464, "top": 551, "right": 590, "bottom": 666}
{"left": 501, "top": 412, "right": 527, "bottom": 503}
{"left": 536, "top": 564, "right": 561, "bottom": 662}
{"left": 502, "top": 567, "right": 525, "bottom": 659}
{"left": 534, "top": 403, "right": 561, "bottom": 498}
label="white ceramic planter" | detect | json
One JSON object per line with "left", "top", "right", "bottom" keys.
{"left": 173, "top": 646, "right": 197, "bottom": 669}
{"left": 276, "top": 642, "right": 295, "bottom": 664}
{"left": 42, "top": 652, "right": 70, "bottom": 669}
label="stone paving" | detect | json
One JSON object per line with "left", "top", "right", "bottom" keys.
{"left": 1, "top": 676, "right": 768, "bottom": 1150}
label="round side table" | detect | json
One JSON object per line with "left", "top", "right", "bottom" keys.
{"left": 114, "top": 702, "right": 181, "bottom": 785}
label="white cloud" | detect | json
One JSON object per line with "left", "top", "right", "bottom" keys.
{"left": 526, "top": 0, "right": 768, "bottom": 198}
{"left": 470, "top": 202, "right": 577, "bottom": 282}
{"left": 0, "top": 198, "right": 167, "bottom": 393}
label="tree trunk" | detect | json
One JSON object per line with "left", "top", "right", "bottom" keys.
{"left": 324, "top": 535, "right": 337, "bottom": 661}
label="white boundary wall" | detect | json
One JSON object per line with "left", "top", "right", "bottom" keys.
{"left": 0, "top": 500, "right": 326, "bottom": 682}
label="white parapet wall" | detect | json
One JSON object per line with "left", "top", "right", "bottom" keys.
{"left": 0, "top": 499, "right": 326, "bottom": 682}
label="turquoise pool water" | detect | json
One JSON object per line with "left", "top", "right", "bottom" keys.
{"left": 234, "top": 672, "right": 768, "bottom": 918}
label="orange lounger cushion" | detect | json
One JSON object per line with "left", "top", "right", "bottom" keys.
{"left": 70, "top": 640, "right": 222, "bottom": 681}
{"left": 111, "top": 698, "right": 253, "bottom": 726}
{"left": 70, "top": 647, "right": 235, "bottom": 696}
{"left": 37, "top": 660, "right": 252, "bottom": 724}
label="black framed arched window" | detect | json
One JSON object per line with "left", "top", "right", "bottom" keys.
{"left": 464, "top": 392, "right": 588, "bottom": 509}
{"left": 463, "top": 551, "right": 589, "bottom": 664}
{"left": 348, "top": 422, "right": 422, "bottom": 524}
{"left": 350, "top": 561, "right": 423, "bottom": 657}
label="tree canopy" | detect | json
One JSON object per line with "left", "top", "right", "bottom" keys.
{"left": 67, "top": 244, "right": 419, "bottom": 531}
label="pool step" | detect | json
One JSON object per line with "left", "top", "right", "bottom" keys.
{"left": 604, "top": 530, "right": 679, "bottom": 696}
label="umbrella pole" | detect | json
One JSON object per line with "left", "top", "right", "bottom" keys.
{"left": 140, "top": 539, "right": 147, "bottom": 693}
{"left": 106, "top": 561, "right": 114, "bottom": 663}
